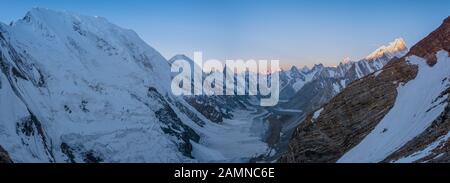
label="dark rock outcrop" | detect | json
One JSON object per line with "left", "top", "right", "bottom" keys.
{"left": 0, "top": 146, "right": 13, "bottom": 163}
{"left": 407, "top": 16, "right": 450, "bottom": 66}
{"left": 147, "top": 87, "right": 200, "bottom": 158}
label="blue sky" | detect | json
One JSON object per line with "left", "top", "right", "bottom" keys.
{"left": 0, "top": 0, "right": 449, "bottom": 69}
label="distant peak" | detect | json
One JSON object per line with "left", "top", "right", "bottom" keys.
{"left": 300, "top": 66, "right": 310, "bottom": 73}
{"left": 342, "top": 56, "right": 353, "bottom": 64}
{"left": 168, "top": 54, "right": 194, "bottom": 64}
{"left": 25, "top": 7, "right": 63, "bottom": 18}
{"left": 314, "top": 63, "right": 324, "bottom": 67}
{"left": 290, "top": 65, "right": 299, "bottom": 72}
{"left": 30, "top": 7, "right": 54, "bottom": 12}
{"left": 28, "top": 7, "right": 51, "bottom": 13}
{"left": 391, "top": 38, "right": 407, "bottom": 50}
{"left": 20, "top": 7, "right": 110, "bottom": 26}
{"left": 365, "top": 38, "right": 408, "bottom": 61}
{"left": 311, "top": 63, "right": 324, "bottom": 71}
{"left": 171, "top": 54, "right": 189, "bottom": 59}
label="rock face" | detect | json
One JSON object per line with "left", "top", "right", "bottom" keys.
{"left": 407, "top": 17, "right": 450, "bottom": 66}
{"left": 279, "top": 57, "right": 417, "bottom": 162}
{"left": 0, "top": 145, "right": 13, "bottom": 163}
{"left": 280, "top": 16, "right": 450, "bottom": 163}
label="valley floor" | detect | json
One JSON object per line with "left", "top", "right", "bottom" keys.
{"left": 190, "top": 109, "right": 271, "bottom": 162}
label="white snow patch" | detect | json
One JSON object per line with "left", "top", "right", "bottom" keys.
{"left": 292, "top": 69, "right": 319, "bottom": 92}
{"left": 393, "top": 131, "right": 450, "bottom": 163}
{"left": 275, "top": 109, "right": 303, "bottom": 113}
{"left": 312, "top": 108, "right": 324, "bottom": 121}
{"left": 340, "top": 80, "right": 347, "bottom": 88}
{"left": 374, "top": 70, "right": 383, "bottom": 77}
{"left": 292, "top": 80, "right": 306, "bottom": 92}
{"left": 332, "top": 83, "right": 341, "bottom": 94}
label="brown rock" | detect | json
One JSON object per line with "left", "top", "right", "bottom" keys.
{"left": 408, "top": 16, "right": 450, "bottom": 65}
{"left": 279, "top": 58, "right": 417, "bottom": 163}
{"left": 280, "top": 16, "right": 450, "bottom": 163}
{"left": 0, "top": 145, "right": 13, "bottom": 163}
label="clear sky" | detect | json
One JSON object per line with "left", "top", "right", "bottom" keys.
{"left": 0, "top": 0, "right": 449, "bottom": 69}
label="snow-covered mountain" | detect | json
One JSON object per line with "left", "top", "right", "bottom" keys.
{"left": 162, "top": 37, "right": 409, "bottom": 162}
{"left": 365, "top": 38, "right": 408, "bottom": 61}
{"left": 2, "top": 8, "right": 446, "bottom": 164}
{"left": 0, "top": 8, "right": 202, "bottom": 162}
{"left": 257, "top": 38, "right": 409, "bottom": 161}
{"left": 168, "top": 54, "right": 258, "bottom": 123}
{"left": 0, "top": 8, "right": 257, "bottom": 162}
{"left": 279, "top": 39, "right": 407, "bottom": 115}
{"left": 280, "top": 38, "right": 408, "bottom": 101}
{"left": 280, "top": 16, "right": 450, "bottom": 163}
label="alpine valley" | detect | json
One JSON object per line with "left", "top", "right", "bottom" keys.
{"left": 0, "top": 8, "right": 449, "bottom": 163}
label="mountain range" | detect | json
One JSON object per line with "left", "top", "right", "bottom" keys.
{"left": 0, "top": 8, "right": 448, "bottom": 163}
{"left": 280, "top": 16, "right": 450, "bottom": 163}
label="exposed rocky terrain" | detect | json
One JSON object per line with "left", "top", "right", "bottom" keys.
{"left": 1, "top": 8, "right": 447, "bottom": 163}
{"left": 280, "top": 16, "right": 450, "bottom": 163}
{"left": 262, "top": 39, "right": 408, "bottom": 160}
{"left": 0, "top": 145, "right": 12, "bottom": 163}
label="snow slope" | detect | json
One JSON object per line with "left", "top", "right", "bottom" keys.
{"left": 0, "top": 8, "right": 272, "bottom": 163}
{"left": 393, "top": 131, "right": 450, "bottom": 163}
{"left": 190, "top": 110, "right": 270, "bottom": 162}
{"left": 338, "top": 51, "right": 450, "bottom": 163}
{"left": 0, "top": 8, "right": 209, "bottom": 162}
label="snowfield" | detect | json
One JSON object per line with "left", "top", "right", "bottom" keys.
{"left": 190, "top": 110, "right": 270, "bottom": 162}
{"left": 338, "top": 51, "right": 450, "bottom": 163}
{"left": 0, "top": 8, "right": 196, "bottom": 162}
{"left": 393, "top": 131, "right": 450, "bottom": 163}
{"left": 0, "top": 8, "right": 272, "bottom": 163}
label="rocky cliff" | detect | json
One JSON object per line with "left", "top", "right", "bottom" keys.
{"left": 0, "top": 145, "right": 12, "bottom": 163}
{"left": 280, "top": 16, "right": 450, "bottom": 163}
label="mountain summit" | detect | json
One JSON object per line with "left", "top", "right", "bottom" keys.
{"left": 0, "top": 8, "right": 209, "bottom": 162}
{"left": 365, "top": 38, "right": 408, "bottom": 61}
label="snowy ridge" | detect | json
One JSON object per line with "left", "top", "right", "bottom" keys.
{"left": 0, "top": 8, "right": 272, "bottom": 163}
{"left": 0, "top": 8, "right": 208, "bottom": 162}
{"left": 338, "top": 51, "right": 450, "bottom": 163}
{"left": 1, "top": 8, "right": 185, "bottom": 162}
{"left": 394, "top": 131, "right": 450, "bottom": 163}
{"left": 366, "top": 38, "right": 408, "bottom": 61}
{"left": 281, "top": 38, "right": 407, "bottom": 96}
